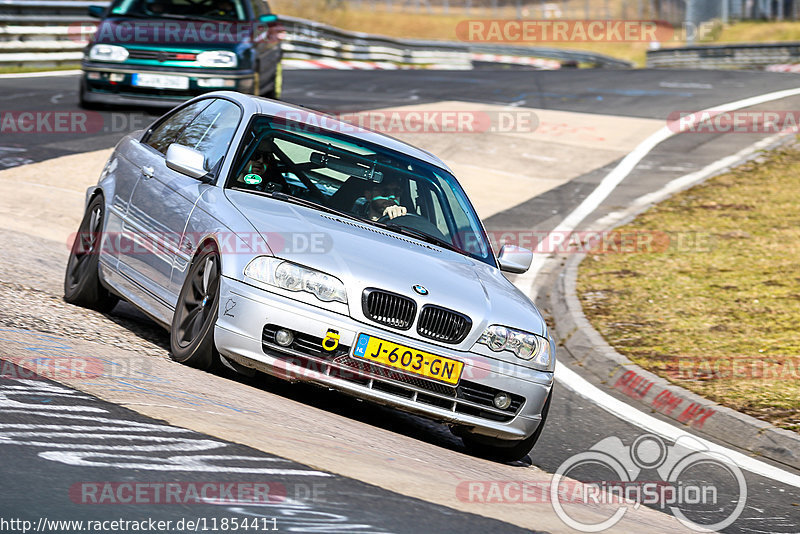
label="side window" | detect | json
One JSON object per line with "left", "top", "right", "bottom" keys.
{"left": 249, "top": 0, "right": 265, "bottom": 17}
{"left": 144, "top": 100, "right": 211, "bottom": 155}
{"left": 176, "top": 99, "right": 242, "bottom": 173}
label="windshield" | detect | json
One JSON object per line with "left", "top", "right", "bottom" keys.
{"left": 109, "top": 0, "right": 247, "bottom": 21}
{"left": 226, "top": 114, "right": 495, "bottom": 266}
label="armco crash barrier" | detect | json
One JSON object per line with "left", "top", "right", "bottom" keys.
{"left": 647, "top": 41, "right": 800, "bottom": 70}
{"left": 0, "top": 0, "right": 631, "bottom": 69}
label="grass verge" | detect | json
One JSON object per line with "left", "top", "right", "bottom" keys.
{"left": 577, "top": 144, "right": 800, "bottom": 433}
{"left": 0, "top": 65, "right": 80, "bottom": 75}
{"left": 273, "top": 0, "right": 653, "bottom": 65}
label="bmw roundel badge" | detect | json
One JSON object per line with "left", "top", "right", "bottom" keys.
{"left": 413, "top": 284, "right": 429, "bottom": 296}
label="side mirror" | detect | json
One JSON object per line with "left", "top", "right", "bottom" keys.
{"left": 259, "top": 14, "right": 278, "bottom": 23}
{"left": 497, "top": 244, "right": 533, "bottom": 274}
{"left": 166, "top": 144, "right": 210, "bottom": 181}
{"left": 88, "top": 5, "right": 106, "bottom": 18}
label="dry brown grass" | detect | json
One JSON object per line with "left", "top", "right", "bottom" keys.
{"left": 577, "top": 144, "right": 800, "bottom": 433}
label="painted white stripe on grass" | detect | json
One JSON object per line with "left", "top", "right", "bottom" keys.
{"left": 556, "top": 362, "right": 800, "bottom": 488}
{"left": 516, "top": 86, "right": 800, "bottom": 299}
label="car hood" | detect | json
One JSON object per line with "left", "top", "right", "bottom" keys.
{"left": 226, "top": 190, "right": 546, "bottom": 339}
{"left": 93, "top": 17, "right": 246, "bottom": 48}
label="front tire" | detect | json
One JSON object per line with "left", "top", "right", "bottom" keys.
{"left": 170, "top": 245, "right": 222, "bottom": 371}
{"left": 461, "top": 387, "right": 552, "bottom": 462}
{"left": 264, "top": 62, "right": 282, "bottom": 100}
{"left": 64, "top": 194, "right": 118, "bottom": 312}
{"left": 78, "top": 79, "right": 99, "bottom": 110}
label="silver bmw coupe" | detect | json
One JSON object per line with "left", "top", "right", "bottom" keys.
{"left": 64, "top": 91, "right": 555, "bottom": 461}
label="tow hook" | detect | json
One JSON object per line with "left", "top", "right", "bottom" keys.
{"left": 322, "top": 329, "right": 340, "bottom": 351}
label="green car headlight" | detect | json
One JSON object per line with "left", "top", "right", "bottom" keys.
{"left": 197, "top": 50, "right": 238, "bottom": 68}
{"left": 88, "top": 44, "right": 129, "bottom": 62}
{"left": 245, "top": 257, "right": 347, "bottom": 304}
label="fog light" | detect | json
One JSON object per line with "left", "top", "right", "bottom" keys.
{"left": 493, "top": 392, "right": 512, "bottom": 410}
{"left": 275, "top": 329, "right": 294, "bottom": 347}
{"left": 197, "top": 78, "right": 237, "bottom": 88}
{"left": 109, "top": 73, "right": 125, "bottom": 82}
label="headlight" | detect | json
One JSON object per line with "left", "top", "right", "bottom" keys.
{"left": 477, "top": 325, "right": 552, "bottom": 369}
{"left": 88, "top": 44, "right": 129, "bottom": 62}
{"left": 244, "top": 257, "right": 347, "bottom": 304}
{"left": 197, "top": 50, "right": 238, "bottom": 68}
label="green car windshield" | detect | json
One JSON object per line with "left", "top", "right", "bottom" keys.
{"left": 110, "top": 0, "right": 247, "bottom": 21}
{"left": 227, "top": 115, "right": 495, "bottom": 267}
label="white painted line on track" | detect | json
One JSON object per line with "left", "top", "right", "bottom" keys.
{"left": 556, "top": 363, "right": 800, "bottom": 488}
{"left": 0, "top": 70, "right": 81, "bottom": 79}
{"left": 516, "top": 86, "right": 800, "bottom": 299}
{"left": 592, "top": 131, "right": 789, "bottom": 231}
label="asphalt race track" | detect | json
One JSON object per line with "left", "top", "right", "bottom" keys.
{"left": 1, "top": 68, "right": 799, "bottom": 533}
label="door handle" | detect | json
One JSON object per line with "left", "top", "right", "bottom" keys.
{"left": 141, "top": 166, "right": 155, "bottom": 179}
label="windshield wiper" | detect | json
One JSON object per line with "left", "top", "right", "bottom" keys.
{"left": 373, "top": 221, "right": 462, "bottom": 254}
{"left": 155, "top": 13, "right": 224, "bottom": 22}
{"left": 109, "top": 13, "right": 152, "bottom": 19}
{"left": 230, "top": 187, "right": 364, "bottom": 222}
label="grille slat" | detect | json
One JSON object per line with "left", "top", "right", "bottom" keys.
{"left": 362, "top": 288, "right": 416, "bottom": 330}
{"left": 417, "top": 305, "right": 472, "bottom": 344}
{"left": 127, "top": 49, "right": 197, "bottom": 61}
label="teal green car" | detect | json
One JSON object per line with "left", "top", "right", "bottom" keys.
{"left": 80, "top": 0, "right": 282, "bottom": 107}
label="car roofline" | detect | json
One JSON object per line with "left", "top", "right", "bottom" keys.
{"left": 205, "top": 91, "right": 454, "bottom": 174}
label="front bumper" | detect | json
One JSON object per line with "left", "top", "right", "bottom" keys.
{"left": 81, "top": 61, "right": 256, "bottom": 107}
{"left": 214, "top": 276, "right": 554, "bottom": 441}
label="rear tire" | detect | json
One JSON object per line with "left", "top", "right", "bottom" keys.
{"left": 461, "top": 387, "right": 552, "bottom": 462}
{"left": 169, "top": 245, "right": 222, "bottom": 371}
{"left": 64, "top": 194, "right": 118, "bottom": 312}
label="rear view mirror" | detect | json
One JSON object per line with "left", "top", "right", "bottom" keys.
{"left": 497, "top": 244, "right": 533, "bottom": 274}
{"left": 310, "top": 152, "right": 383, "bottom": 182}
{"left": 166, "top": 144, "right": 209, "bottom": 181}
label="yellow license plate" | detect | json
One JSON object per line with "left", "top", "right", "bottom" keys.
{"left": 352, "top": 333, "right": 463, "bottom": 385}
